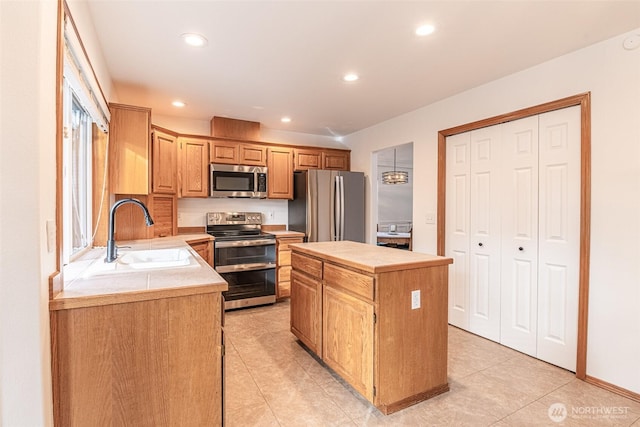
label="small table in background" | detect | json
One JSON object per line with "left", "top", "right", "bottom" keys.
{"left": 376, "top": 231, "right": 412, "bottom": 250}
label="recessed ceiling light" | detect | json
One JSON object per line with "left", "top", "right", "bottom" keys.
{"left": 343, "top": 73, "right": 359, "bottom": 82}
{"left": 416, "top": 24, "right": 435, "bottom": 36}
{"left": 172, "top": 100, "right": 186, "bottom": 108}
{"left": 281, "top": 117, "right": 292, "bottom": 123}
{"left": 181, "top": 33, "right": 208, "bottom": 47}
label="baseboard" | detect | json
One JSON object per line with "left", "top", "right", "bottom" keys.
{"left": 585, "top": 375, "right": 640, "bottom": 403}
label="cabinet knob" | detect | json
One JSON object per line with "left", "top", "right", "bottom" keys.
{"left": 478, "top": 242, "right": 483, "bottom": 247}
{"left": 518, "top": 246, "right": 524, "bottom": 251}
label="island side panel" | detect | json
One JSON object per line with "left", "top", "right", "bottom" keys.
{"left": 375, "top": 265, "right": 450, "bottom": 412}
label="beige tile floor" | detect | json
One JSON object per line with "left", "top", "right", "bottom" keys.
{"left": 224, "top": 301, "right": 640, "bottom": 426}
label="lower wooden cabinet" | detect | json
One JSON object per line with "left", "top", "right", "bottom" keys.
{"left": 322, "top": 284, "right": 374, "bottom": 401}
{"left": 51, "top": 292, "right": 224, "bottom": 426}
{"left": 187, "top": 238, "right": 214, "bottom": 267}
{"left": 275, "top": 236, "right": 304, "bottom": 299}
{"left": 290, "top": 269, "right": 322, "bottom": 356}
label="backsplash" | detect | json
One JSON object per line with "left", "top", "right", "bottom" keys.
{"left": 178, "top": 198, "right": 289, "bottom": 228}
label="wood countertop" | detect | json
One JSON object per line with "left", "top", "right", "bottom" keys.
{"left": 268, "top": 230, "right": 305, "bottom": 237}
{"left": 51, "top": 235, "right": 227, "bottom": 311}
{"left": 289, "top": 241, "right": 452, "bottom": 274}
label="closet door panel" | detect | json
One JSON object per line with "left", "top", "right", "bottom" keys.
{"left": 446, "top": 132, "right": 471, "bottom": 329}
{"left": 500, "top": 116, "right": 539, "bottom": 357}
{"left": 536, "top": 106, "right": 580, "bottom": 371}
{"left": 469, "top": 126, "right": 502, "bottom": 341}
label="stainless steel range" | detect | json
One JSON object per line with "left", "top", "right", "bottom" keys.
{"left": 207, "top": 212, "right": 276, "bottom": 310}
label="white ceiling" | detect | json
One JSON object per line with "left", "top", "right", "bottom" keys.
{"left": 84, "top": 1, "right": 640, "bottom": 138}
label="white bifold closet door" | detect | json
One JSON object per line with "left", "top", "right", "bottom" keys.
{"left": 446, "top": 132, "right": 471, "bottom": 330}
{"left": 536, "top": 107, "right": 581, "bottom": 372}
{"left": 468, "top": 125, "right": 502, "bottom": 342}
{"left": 446, "top": 105, "right": 580, "bottom": 371}
{"left": 500, "top": 115, "right": 540, "bottom": 357}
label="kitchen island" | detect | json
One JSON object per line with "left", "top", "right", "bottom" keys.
{"left": 50, "top": 236, "right": 227, "bottom": 426}
{"left": 289, "top": 241, "right": 453, "bottom": 414}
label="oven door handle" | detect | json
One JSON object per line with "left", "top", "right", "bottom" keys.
{"left": 215, "top": 262, "right": 276, "bottom": 273}
{"left": 215, "top": 239, "right": 275, "bottom": 248}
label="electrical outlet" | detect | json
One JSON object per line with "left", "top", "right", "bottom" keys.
{"left": 411, "top": 290, "right": 421, "bottom": 310}
{"left": 267, "top": 211, "right": 274, "bottom": 220}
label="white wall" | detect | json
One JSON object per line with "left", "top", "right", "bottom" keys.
{"left": 343, "top": 29, "right": 640, "bottom": 394}
{"left": 0, "top": 1, "right": 58, "bottom": 425}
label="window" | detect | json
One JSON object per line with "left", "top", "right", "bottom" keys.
{"left": 62, "top": 82, "right": 92, "bottom": 261}
{"left": 61, "top": 12, "right": 109, "bottom": 264}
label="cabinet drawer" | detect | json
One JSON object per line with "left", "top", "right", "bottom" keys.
{"left": 278, "top": 280, "right": 291, "bottom": 299}
{"left": 278, "top": 265, "right": 292, "bottom": 282}
{"left": 291, "top": 252, "right": 322, "bottom": 279}
{"left": 278, "top": 249, "right": 292, "bottom": 266}
{"left": 324, "top": 263, "right": 374, "bottom": 301}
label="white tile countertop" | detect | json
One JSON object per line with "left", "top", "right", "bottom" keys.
{"left": 51, "top": 234, "right": 227, "bottom": 310}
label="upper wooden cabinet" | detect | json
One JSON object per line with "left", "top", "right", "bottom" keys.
{"left": 294, "top": 148, "right": 350, "bottom": 171}
{"left": 210, "top": 140, "right": 238, "bottom": 164}
{"left": 267, "top": 147, "right": 293, "bottom": 199}
{"left": 293, "top": 148, "right": 322, "bottom": 170}
{"left": 210, "top": 140, "right": 267, "bottom": 166}
{"left": 151, "top": 128, "right": 178, "bottom": 194}
{"left": 239, "top": 143, "right": 267, "bottom": 166}
{"left": 109, "top": 103, "right": 151, "bottom": 194}
{"left": 322, "top": 149, "right": 350, "bottom": 170}
{"left": 179, "top": 137, "right": 209, "bottom": 198}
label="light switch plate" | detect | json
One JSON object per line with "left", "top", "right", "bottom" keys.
{"left": 46, "top": 220, "right": 56, "bottom": 253}
{"left": 411, "top": 290, "right": 420, "bottom": 309}
{"left": 425, "top": 213, "right": 435, "bottom": 224}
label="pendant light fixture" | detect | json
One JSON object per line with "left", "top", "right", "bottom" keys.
{"left": 382, "top": 148, "right": 409, "bottom": 184}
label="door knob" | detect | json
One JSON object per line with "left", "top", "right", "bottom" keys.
{"left": 478, "top": 242, "right": 483, "bottom": 247}
{"left": 518, "top": 246, "right": 524, "bottom": 251}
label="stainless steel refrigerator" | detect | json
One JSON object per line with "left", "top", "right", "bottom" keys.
{"left": 288, "top": 170, "right": 365, "bottom": 242}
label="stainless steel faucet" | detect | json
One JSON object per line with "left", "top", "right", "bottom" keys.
{"left": 105, "top": 198, "right": 154, "bottom": 262}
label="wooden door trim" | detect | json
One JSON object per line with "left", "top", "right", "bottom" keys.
{"left": 436, "top": 92, "right": 591, "bottom": 379}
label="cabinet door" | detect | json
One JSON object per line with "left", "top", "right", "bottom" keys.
{"left": 267, "top": 147, "right": 293, "bottom": 199}
{"left": 290, "top": 270, "right": 322, "bottom": 356}
{"left": 321, "top": 150, "right": 350, "bottom": 170}
{"left": 152, "top": 130, "right": 178, "bottom": 194}
{"left": 322, "top": 285, "right": 374, "bottom": 401}
{"left": 294, "top": 148, "right": 322, "bottom": 171}
{"left": 239, "top": 143, "right": 267, "bottom": 166}
{"left": 179, "top": 137, "right": 209, "bottom": 198}
{"left": 188, "top": 239, "right": 213, "bottom": 267}
{"left": 109, "top": 104, "right": 151, "bottom": 194}
{"left": 210, "top": 140, "right": 239, "bottom": 164}
{"left": 150, "top": 194, "right": 177, "bottom": 238}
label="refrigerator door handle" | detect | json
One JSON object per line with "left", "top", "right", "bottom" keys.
{"left": 339, "top": 175, "right": 345, "bottom": 240}
{"left": 308, "top": 171, "right": 317, "bottom": 242}
{"left": 331, "top": 175, "right": 340, "bottom": 241}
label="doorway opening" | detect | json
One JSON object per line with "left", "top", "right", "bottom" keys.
{"left": 372, "top": 142, "right": 414, "bottom": 247}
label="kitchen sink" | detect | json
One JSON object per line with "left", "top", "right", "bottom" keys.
{"left": 83, "top": 248, "right": 198, "bottom": 277}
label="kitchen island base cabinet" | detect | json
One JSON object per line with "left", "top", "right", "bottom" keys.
{"left": 289, "top": 241, "right": 452, "bottom": 415}
{"left": 51, "top": 292, "right": 223, "bottom": 426}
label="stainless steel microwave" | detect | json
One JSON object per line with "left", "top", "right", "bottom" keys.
{"left": 210, "top": 164, "right": 268, "bottom": 198}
